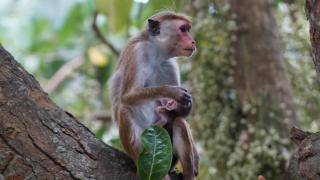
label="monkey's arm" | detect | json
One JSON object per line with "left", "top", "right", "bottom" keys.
{"left": 121, "top": 86, "right": 191, "bottom": 106}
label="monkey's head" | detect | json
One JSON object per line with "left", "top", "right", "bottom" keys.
{"left": 146, "top": 11, "right": 196, "bottom": 58}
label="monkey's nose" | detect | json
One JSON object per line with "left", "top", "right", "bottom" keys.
{"left": 192, "top": 40, "right": 195, "bottom": 44}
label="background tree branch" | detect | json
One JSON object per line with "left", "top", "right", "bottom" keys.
{"left": 91, "top": 11, "right": 120, "bottom": 57}
{"left": 306, "top": 0, "right": 320, "bottom": 82}
{"left": 0, "top": 45, "right": 137, "bottom": 180}
{"left": 43, "top": 56, "right": 83, "bottom": 94}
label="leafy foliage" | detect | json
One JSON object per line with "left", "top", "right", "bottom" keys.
{"left": 96, "top": 0, "right": 133, "bottom": 33}
{"left": 189, "top": 1, "right": 297, "bottom": 179}
{"left": 277, "top": 2, "right": 320, "bottom": 131}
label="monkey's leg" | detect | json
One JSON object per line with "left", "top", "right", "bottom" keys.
{"left": 192, "top": 139, "right": 199, "bottom": 177}
{"left": 172, "top": 118, "right": 199, "bottom": 180}
{"left": 119, "top": 108, "right": 143, "bottom": 161}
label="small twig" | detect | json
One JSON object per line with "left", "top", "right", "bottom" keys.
{"left": 91, "top": 11, "right": 120, "bottom": 56}
{"left": 44, "top": 56, "right": 83, "bottom": 93}
{"left": 91, "top": 111, "right": 112, "bottom": 122}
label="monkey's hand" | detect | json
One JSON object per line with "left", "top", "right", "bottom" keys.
{"left": 173, "top": 99, "right": 192, "bottom": 117}
{"left": 166, "top": 86, "right": 192, "bottom": 107}
{"left": 165, "top": 86, "right": 192, "bottom": 117}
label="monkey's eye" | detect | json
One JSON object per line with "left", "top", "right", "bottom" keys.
{"left": 180, "top": 26, "right": 187, "bottom": 32}
{"left": 179, "top": 24, "right": 190, "bottom": 33}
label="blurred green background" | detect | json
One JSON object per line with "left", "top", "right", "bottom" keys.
{"left": 0, "top": 0, "right": 318, "bottom": 179}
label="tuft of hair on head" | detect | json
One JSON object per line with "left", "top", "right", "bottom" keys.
{"left": 148, "top": 11, "right": 192, "bottom": 23}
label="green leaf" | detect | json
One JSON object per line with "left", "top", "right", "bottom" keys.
{"left": 38, "top": 59, "right": 65, "bottom": 79}
{"left": 96, "top": 55, "right": 115, "bottom": 86}
{"left": 58, "top": 4, "right": 87, "bottom": 43}
{"left": 87, "top": 0, "right": 96, "bottom": 14}
{"left": 139, "top": 0, "right": 176, "bottom": 25}
{"left": 109, "top": 137, "right": 124, "bottom": 151}
{"left": 138, "top": 125, "right": 172, "bottom": 180}
{"left": 96, "top": 0, "right": 133, "bottom": 33}
{"left": 147, "top": 0, "right": 174, "bottom": 10}
{"left": 95, "top": 125, "right": 106, "bottom": 140}
{"left": 95, "top": 0, "right": 109, "bottom": 15}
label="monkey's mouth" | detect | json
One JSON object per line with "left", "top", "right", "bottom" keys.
{"left": 183, "top": 48, "right": 195, "bottom": 52}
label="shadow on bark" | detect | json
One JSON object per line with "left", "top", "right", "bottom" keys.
{"left": 287, "top": 127, "right": 320, "bottom": 180}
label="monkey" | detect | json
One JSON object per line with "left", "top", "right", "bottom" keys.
{"left": 153, "top": 98, "right": 177, "bottom": 126}
{"left": 155, "top": 97, "right": 193, "bottom": 127}
{"left": 156, "top": 97, "right": 196, "bottom": 180}
{"left": 108, "top": 11, "right": 199, "bottom": 180}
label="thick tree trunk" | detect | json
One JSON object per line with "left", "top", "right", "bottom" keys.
{"left": 306, "top": 0, "right": 320, "bottom": 81}
{"left": 0, "top": 45, "right": 137, "bottom": 180}
{"left": 230, "top": 0, "right": 299, "bottom": 126}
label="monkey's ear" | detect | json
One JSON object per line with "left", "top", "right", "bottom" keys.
{"left": 148, "top": 19, "right": 160, "bottom": 36}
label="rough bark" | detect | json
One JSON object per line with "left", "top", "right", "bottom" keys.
{"left": 0, "top": 45, "right": 137, "bottom": 180}
{"left": 306, "top": 0, "right": 320, "bottom": 82}
{"left": 230, "top": 0, "right": 299, "bottom": 126}
{"left": 288, "top": 127, "right": 320, "bottom": 180}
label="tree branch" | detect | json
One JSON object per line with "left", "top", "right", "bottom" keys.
{"left": 43, "top": 56, "right": 83, "bottom": 94}
{"left": 306, "top": 0, "right": 320, "bottom": 83}
{"left": 0, "top": 44, "right": 137, "bottom": 180}
{"left": 287, "top": 127, "right": 320, "bottom": 179}
{"left": 91, "top": 11, "right": 120, "bottom": 57}
{"left": 91, "top": 111, "right": 112, "bottom": 122}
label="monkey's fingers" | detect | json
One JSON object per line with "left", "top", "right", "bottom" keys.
{"left": 179, "top": 87, "right": 188, "bottom": 92}
{"left": 178, "top": 92, "right": 192, "bottom": 106}
{"left": 182, "top": 100, "right": 192, "bottom": 112}
{"left": 185, "top": 101, "right": 192, "bottom": 108}
{"left": 172, "top": 99, "right": 192, "bottom": 117}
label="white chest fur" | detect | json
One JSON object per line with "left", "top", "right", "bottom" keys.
{"left": 132, "top": 44, "right": 181, "bottom": 127}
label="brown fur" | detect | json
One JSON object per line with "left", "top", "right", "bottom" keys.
{"left": 148, "top": 11, "right": 191, "bottom": 25}
{"left": 119, "top": 106, "right": 141, "bottom": 160}
{"left": 173, "top": 118, "right": 199, "bottom": 178}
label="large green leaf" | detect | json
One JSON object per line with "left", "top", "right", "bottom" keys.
{"left": 95, "top": 0, "right": 109, "bottom": 15}
{"left": 95, "top": 0, "right": 133, "bottom": 33}
{"left": 147, "top": 0, "right": 175, "bottom": 10}
{"left": 138, "top": 125, "right": 173, "bottom": 180}
{"left": 58, "top": 3, "right": 88, "bottom": 43}
{"left": 95, "top": 124, "right": 106, "bottom": 140}
{"left": 138, "top": 0, "right": 178, "bottom": 26}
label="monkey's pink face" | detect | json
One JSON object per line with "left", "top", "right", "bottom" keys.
{"left": 164, "top": 20, "right": 196, "bottom": 57}
{"left": 176, "top": 22, "right": 196, "bottom": 57}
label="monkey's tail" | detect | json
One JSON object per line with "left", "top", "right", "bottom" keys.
{"left": 108, "top": 73, "right": 121, "bottom": 123}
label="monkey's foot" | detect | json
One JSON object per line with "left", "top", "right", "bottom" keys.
{"left": 169, "top": 170, "right": 184, "bottom": 180}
